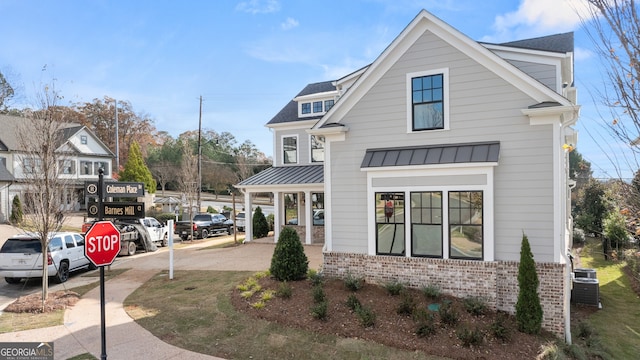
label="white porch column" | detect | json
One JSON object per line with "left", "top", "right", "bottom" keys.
{"left": 273, "top": 191, "right": 281, "bottom": 242}
{"left": 244, "top": 192, "right": 253, "bottom": 242}
{"left": 304, "top": 191, "right": 312, "bottom": 244}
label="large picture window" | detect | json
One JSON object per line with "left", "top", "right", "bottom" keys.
{"left": 283, "top": 136, "right": 297, "bottom": 164}
{"left": 449, "top": 191, "right": 483, "bottom": 259}
{"left": 411, "top": 191, "right": 443, "bottom": 257}
{"left": 375, "top": 192, "right": 405, "bottom": 256}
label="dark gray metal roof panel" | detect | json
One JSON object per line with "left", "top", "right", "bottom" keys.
{"left": 496, "top": 32, "right": 574, "bottom": 53}
{"left": 238, "top": 165, "right": 324, "bottom": 187}
{"left": 267, "top": 81, "right": 336, "bottom": 125}
{"left": 361, "top": 142, "right": 500, "bottom": 168}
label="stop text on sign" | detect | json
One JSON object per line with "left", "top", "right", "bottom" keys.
{"left": 86, "top": 234, "right": 119, "bottom": 253}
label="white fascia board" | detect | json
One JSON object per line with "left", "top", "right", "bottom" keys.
{"left": 237, "top": 183, "right": 324, "bottom": 193}
{"left": 267, "top": 119, "right": 318, "bottom": 131}
{"left": 522, "top": 104, "right": 580, "bottom": 126}
{"left": 294, "top": 90, "right": 339, "bottom": 102}
{"left": 361, "top": 162, "right": 498, "bottom": 173}
{"left": 307, "top": 126, "right": 348, "bottom": 136}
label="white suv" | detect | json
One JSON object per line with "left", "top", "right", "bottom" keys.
{"left": 0, "top": 232, "right": 94, "bottom": 284}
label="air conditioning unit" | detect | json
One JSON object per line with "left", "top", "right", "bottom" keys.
{"left": 574, "top": 268, "right": 597, "bottom": 279}
{"left": 571, "top": 278, "right": 600, "bottom": 307}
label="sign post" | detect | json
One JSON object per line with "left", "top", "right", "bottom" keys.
{"left": 83, "top": 169, "right": 121, "bottom": 360}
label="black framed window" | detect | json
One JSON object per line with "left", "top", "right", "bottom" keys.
{"left": 412, "top": 74, "right": 444, "bottom": 131}
{"left": 411, "top": 192, "right": 443, "bottom": 257}
{"left": 301, "top": 103, "right": 311, "bottom": 114}
{"left": 313, "top": 101, "right": 323, "bottom": 113}
{"left": 311, "top": 135, "right": 325, "bottom": 162}
{"left": 283, "top": 136, "right": 297, "bottom": 164}
{"left": 449, "top": 191, "right": 483, "bottom": 259}
{"left": 375, "top": 192, "right": 405, "bottom": 256}
{"left": 324, "top": 99, "right": 334, "bottom": 112}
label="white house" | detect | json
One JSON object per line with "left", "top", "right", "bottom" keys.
{"left": 0, "top": 114, "right": 115, "bottom": 221}
{"left": 237, "top": 9, "right": 579, "bottom": 340}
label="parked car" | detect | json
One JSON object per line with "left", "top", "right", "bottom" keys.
{"left": 174, "top": 213, "right": 234, "bottom": 240}
{"left": 288, "top": 209, "right": 325, "bottom": 226}
{"left": 235, "top": 211, "right": 246, "bottom": 232}
{"left": 0, "top": 232, "right": 95, "bottom": 284}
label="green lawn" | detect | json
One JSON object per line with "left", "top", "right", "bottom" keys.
{"left": 576, "top": 240, "right": 640, "bottom": 359}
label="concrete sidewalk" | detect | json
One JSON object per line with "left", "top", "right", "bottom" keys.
{"left": 0, "top": 235, "right": 323, "bottom": 359}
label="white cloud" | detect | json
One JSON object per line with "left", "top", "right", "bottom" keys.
{"left": 281, "top": 17, "right": 299, "bottom": 31}
{"left": 486, "top": 0, "right": 595, "bottom": 42}
{"left": 235, "top": 0, "right": 280, "bottom": 14}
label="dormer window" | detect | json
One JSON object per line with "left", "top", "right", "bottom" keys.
{"left": 313, "top": 101, "right": 323, "bottom": 113}
{"left": 324, "top": 100, "right": 334, "bottom": 112}
{"left": 301, "top": 103, "right": 311, "bottom": 114}
{"left": 81, "top": 135, "right": 88, "bottom": 145}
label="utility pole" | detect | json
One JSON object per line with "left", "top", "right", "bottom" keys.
{"left": 197, "top": 96, "right": 202, "bottom": 213}
{"left": 114, "top": 99, "right": 119, "bottom": 172}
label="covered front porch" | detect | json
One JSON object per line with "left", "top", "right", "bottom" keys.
{"left": 236, "top": 165, "right": 325, "bottom": 245}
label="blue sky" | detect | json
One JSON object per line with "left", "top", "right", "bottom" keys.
{"left": 0, "top": 0, "right": 633, "bottom": 178}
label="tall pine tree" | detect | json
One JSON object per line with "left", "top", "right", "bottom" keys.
{"left": 119, "top": 141, "right": 156, "bottom": 194}
{"left": 515, "top": 233, "right": 543, "bottom": 334}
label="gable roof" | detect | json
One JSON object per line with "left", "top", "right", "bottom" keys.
{"left": 361, "top": 142, "right": 500, "bottom": 168}
{"left": 237, "top": 165, "right": 324, "bottom": 187}
{"left": 315, "top": 9, "right": 572, "bottom": 130}
{"left": 267, "top": 81, "right": 336, "bottom": 125}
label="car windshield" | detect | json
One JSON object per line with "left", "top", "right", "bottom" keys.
{"left": 237, "top": 213, "right": 245, "bottom": 219}
{"left": 0, "top": 239, "right": 42, "bottom": 254}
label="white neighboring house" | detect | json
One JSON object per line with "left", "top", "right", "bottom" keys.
{"left": 238, "top": 9, "right": 579, "bottom": 340}
{"left": 0, "top": 114, "right": 115, "bottom": 222}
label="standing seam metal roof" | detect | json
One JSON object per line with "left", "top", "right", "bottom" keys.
{"left": 237, "top": 165, "right": 324, "bottom": 186}
{"left": 361, "top": 142, "right": 500, "bottom": 168}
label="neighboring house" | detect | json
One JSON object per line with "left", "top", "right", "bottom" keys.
{"left": 0, "top": 114, "right": 114, "bottom": 219}
{"left": 237, "top": 9, "right": 579, "bottom": 340}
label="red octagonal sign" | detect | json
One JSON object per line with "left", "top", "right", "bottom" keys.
{"left": 85, "top": 221, "right": 121, "bottom": 266}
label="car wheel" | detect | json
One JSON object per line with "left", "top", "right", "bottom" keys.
{"left": 162, "top": 233, "right": 168, "bottom": 247}
{"left": 127, "top": 241, "right": 137, "bottom": 256}
{"left": 180, "top": 235, "right": 188, "bottom": 241}
{"left": 200, "top": 229, "right": 209, "bottom": 239}
{"left": 54, "top": 261, "right": 70, "bottom": 283}
{"left": 4, "top": 277, "right": 21, "bottom": 284}
{"left": 227, "top": 225, "right": 234, "bottom": 235}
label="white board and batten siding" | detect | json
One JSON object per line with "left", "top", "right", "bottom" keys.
{"left": 328, "top": 29, "right": 557, "bottom": 262}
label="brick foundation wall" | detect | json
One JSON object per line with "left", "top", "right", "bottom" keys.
{"left": 282, "top": 225, "right": 325, "bottom": 244}
{"left": 323, "top": 252, "right": 566, "bottom": 337}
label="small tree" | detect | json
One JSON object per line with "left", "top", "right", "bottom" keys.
{"left": 515, "top": 233, "right": 543, "bottom": 334}
{"left": 270, "top": 227, "right": 308, "bottom": 281}
{"left": 603, "top": 210, "right": 629, "bottom": 250}
{"left": 9, "top": 195, "right": 23, "bottom": 225}
{"left": 118, "top": 141, "right": 156, "bottom": 194}
{"left": 253, "top": 206, "right": 269, "bottom": 238}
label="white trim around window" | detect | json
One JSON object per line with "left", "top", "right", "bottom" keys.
{"left": 364, "top": 164, "right": 494, "bottom": 261}
{"left": 406, "top": 68, "right": 450, "bottom": 133}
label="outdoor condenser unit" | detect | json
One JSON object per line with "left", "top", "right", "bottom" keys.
{"left": 574, "top": 268, "right": 597, "bottom": 279}
{"left": 571, "top": 278, "right": 600, "bottom": 307}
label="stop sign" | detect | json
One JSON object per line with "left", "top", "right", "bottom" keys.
{"left": 85, "top": 221, "right": 121, "bottom": 266}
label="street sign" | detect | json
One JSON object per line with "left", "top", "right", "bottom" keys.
{"left": 85, "top": 181, "right": 145, "bottom": 198}
{"left": 101, "top": 202, "right": 145, "bottom": 219}
{"left": 85, "top": 221, "right": 121, "bottom": 267}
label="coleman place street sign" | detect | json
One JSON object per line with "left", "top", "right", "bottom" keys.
{"left": 85, "top": 181, "right": 145, "bottom": 198}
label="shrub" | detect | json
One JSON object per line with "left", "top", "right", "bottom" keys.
{"left": 311, "top": 301, "right": 328, "bottom": 320}
{"left": 206, "top": 205, "right": 217, "bottom": 213}
{"left": 383, "top": 280, "right": 405, "bottom": 296}
{"left": 457, "top": 326, "right": 484, "bottom": 347}
{"left": 260, "top": 290, "right": 275, "bottom": 301}
{"left": 251, "top": 301, "right": 265, "bottom": 309}
{"left": 269, "top": 227, "right": 309, "bottom": 281}
{"left": 515, "top": 233, "right": 543, "bottom": 334}
{"left": 439, "top": 300, "right": 458, "bottom": 326}
{"left": 603, "top": 210, "right": 630, "bottom": 249}
{"left": 491, "top": 312, "right": 510, "bottom": 342}
{"left": 154, "top": 212, "right": 178, "bottom": 225}
{"left": 308, "top": 269, "right": 324, "bottom": 286}
{"left": 345, "top": 294, "right": 361, "bottom": 311}
{"left": 9, "top": 195, "right": 23, "bottom": 225}
{"left": 312, "top": 285, "right": 326, "bottom": 303}
{"left": 266, "top": 213, "right": 275, "bottom": 231}
{"left": 253, "top": 206, "right": 270, "bottom": 238}
{"left": 355, "top": 306, "right": 376, "bottom": 327}
{"left": 276, "top": 282, "right": 292, "bottom": 299}
{"left": 344, "top": 273, "right": 364, "bottom": 291}
{"left": 414, "top": 308, "right": 436, "bottom": 337}
{"left": 463, "top": 296, "right": 488, "bottom": 316}
{"left": 575, "top": 321, "right": 594, "bottom": 340}
{"left": 573, "top": 228, "right": 585, "bottom": 245}
{"left": 396, "top": 292, "right": 416, "bottom": 316}
{"left": 421, "top": 284, "right": 441, "bottom": 299}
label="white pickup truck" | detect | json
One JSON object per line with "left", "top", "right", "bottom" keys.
{"left": 83, "top": 217, "right": 169, "bottom": 256}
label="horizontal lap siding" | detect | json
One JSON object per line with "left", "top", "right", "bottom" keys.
{"left": 330, "top": 30, "right": 555, "bottom": 261}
